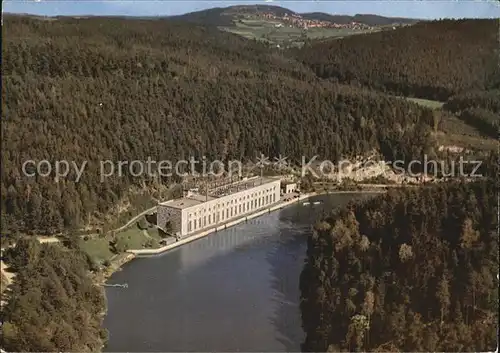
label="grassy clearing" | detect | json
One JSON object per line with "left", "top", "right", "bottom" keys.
{"left": 146, "top": 227, "right": 162, "bottom": 240}
{"left": 79, "top": 216, "right": 164, "bottom": 264}
{"left": 223, "top": 19, "right": 374, "bottom": 47}
{"left": 435, "top": 132, "right": 498, "bottom": 152}
{"left": 407, "top": 97, "right": 445, "bottom": 109}
{"left": 394, "top": 96, "right": 445, "bottom": 110}
{"left": 306, "top": 28, "right": 369, "bottom": 39}
{"left": 441, "top": 114, "right": 483, "bottom": 137}
{"left": 78, "top": 237, "right": 114, "bottom": 263}
{"left": 115, "top": 227, "right": 161, "bottom": 250}
{"left": 393, "top": 95, "right": 495, "bottom": 151}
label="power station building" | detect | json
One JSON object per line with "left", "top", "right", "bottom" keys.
{"left": 157, "top": 177, "right": 281, "bottom": 237}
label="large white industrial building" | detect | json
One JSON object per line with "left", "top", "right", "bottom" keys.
{"left": 157, "top": 177, "right": 281, "bottom": 237}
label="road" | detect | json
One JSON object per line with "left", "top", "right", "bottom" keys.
{"left": 111, "top": 206, "right": 157, "bottom": 233}
{"left": 0, "top": 207, "right": 157, "bottom": 286}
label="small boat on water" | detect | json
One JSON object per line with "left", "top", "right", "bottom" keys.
{"left": 313, "top": 201, "right": 322, "bottom": 205}
{"left": 303, "top": 202, "right": 310, "bottom": 206}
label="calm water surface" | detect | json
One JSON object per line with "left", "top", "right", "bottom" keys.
{"left": 103, "top": 193, "right": 375, "bottom": 352}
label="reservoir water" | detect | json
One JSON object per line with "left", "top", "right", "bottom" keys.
{"left": 103, "top": 193, "right": 375, "bottom": 352}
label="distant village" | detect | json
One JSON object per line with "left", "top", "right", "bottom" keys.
{"left": 259, "top": 12, "right": 374, "bottom": 30}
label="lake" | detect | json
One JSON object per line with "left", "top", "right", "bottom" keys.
{"left": 103, "top": 193, "right": 376, "bottom": 352}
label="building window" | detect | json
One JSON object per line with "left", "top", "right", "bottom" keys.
{"left": 188, "top": 221, "right": 192, "bottom": 232}
{"left": 204, "top": 216, "right": 206, "bottom": 226}
{"left": 198, "top": 219, "right": 202, "bottom": 228}
{"left": 208, "top": 215, "right": 211, "bottom": 224}
{"left": 273, "top": 194, "right": 276, "bottom": 202}
{"left": 226, "top": 209, "right": 229, "bottom": 219}
{"left": 239, "top": 205, "right": 242, "bottom": 213}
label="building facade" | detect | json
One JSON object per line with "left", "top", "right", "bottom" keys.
{"left": 157, "top": 178, "right": 281, "bottom": 237}
{"left": 282, "top": 182, "right": 297, "bottom": 194}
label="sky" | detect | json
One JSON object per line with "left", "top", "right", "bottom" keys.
{"left": 2, "top": 0, "right": 500, "bottom": 19}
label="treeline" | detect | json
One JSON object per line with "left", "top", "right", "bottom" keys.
{"left": 0, "top": 239, "right": 107, "bottom": 351}
{"left": 443, "top": 90, "right": 500, "bottom": 138}
{"left": 300, "top": 179, "right": 498, "bottom": 352}
{"left": 445, "top": 90, "right": 500, "bottom": 114}
{"left": 295, "top": 19, "right": 499, "bottom": 101}
{"left": 2, "top": 16, "right": 438, "bottom": 235}
{"left": 455, "top": 108, "right": 498, "bottom": 139}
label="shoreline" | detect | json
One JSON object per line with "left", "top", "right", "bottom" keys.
{"left": 102, "top": 188, "right": 388, "bottom": 280}
{"left": 127, "top": 192, "right": 316, "bottom": 256}
{"left": 98, "top": 187, "right": 390, "bottom": 351}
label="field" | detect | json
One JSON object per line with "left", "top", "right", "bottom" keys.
{"left": 393, "top": 95, "right": 497, "bottom": 151}
{"left": 79, "top": 236, "right": 114, "bottom": 263}
{"left": 437, "top": 109, "right": 497, "bottom": 152}
{"left": 220, "top": 17, "right": 375, "bottom": 47}
{"left": 78, "top": 218, "right": 163, "bottom": 264}
{"left": 394, "top": 96, "right": 445, "bottom": 110}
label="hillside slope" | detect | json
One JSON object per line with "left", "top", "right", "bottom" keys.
{"left": 2, "top": 16, "right": 436, "bottom": 235}
{"left": 301, "top": 12, "right": 418, "bottom": 25}
{"left": 301, "top": 180, "right": 498, "bottom": 352}
{"left": 168, "top": 4, "right": 417, "bottom": 27}
{"left": 296, "top": 19, "right": 499, "bottom": 101}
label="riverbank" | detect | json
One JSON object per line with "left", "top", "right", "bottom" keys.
{"left": 125, "top": 189, "right": 387, "bottom": 257}
{"left": 102, "top": 191, "right": 384, "bottom": 351}
{"left": 98, "top": 188, "right": 391, "bottom": 284}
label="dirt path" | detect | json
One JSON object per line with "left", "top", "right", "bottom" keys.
{"left": 112, "top": 206, "right": 157, "bottom": 233}
{"left": 142, "top": 229, "right": 152, "bottom": 239}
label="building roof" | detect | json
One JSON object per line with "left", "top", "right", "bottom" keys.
{"left": 210, "top": 177, "right": 279, "bottom": 198}
{"left": 159, "top": 177, "right": 280, "bottom": 210}
{"left": 159, "top": 194, "right": 216, "bottom": 209}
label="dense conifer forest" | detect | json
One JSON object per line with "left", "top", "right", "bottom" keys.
{"left": 1, "top": 14, "right": 498, "bottom": 353}
{"left": 443, "top": 90, "right": 500, "bottom": 138}
{"left": 2, "top": 16, "right": 441, "bottom": 236}
{"left": 0, "top": 239, "right": 107, "bottom": 351}
{"left": 296, "top": 19, "right": 499, "bottom": 101}
{"left": 300, "top": 179, "right": 498, "bottom": 352}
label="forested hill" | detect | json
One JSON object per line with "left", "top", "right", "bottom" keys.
{"left": 167, "top": 5, "right": 417, "bottom": 27}
{"left": 296, "top": 19, "right": 499, "bottom": 101}
{"left": 2, "top": 16, "right": 437, "bottom": 236}
{"left": 300, "top": 13, "right": 418, "bottom": 26}
{"left": 300, "top": 179, "right": 498, "bottom": 352}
